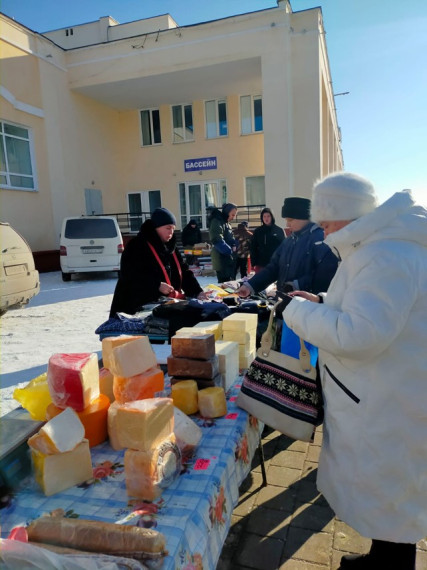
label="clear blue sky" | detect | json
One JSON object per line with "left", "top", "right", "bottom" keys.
{"left": 2, "top": 0, "right": 426, "bottom": 205}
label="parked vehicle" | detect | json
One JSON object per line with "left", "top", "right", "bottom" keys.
{"left": 0, "top": 223, "right": 40, "bottom": 315}
{"left": 59, "top": 216, "right": 123, "bottom": 281}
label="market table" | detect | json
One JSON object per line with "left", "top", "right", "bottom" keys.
{"left": 1, "top": 374, "right": 263, "bottom": 569}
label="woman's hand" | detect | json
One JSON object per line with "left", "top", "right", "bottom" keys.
{"left": 289, "top": 290, "right": 321, "bottom": 303}
{"left": 197, "top": 291, "right": 210, "bottom": 301}
{"left": 237, "top": 284, "right": 251, "bottom": 298}
{"left": 159, "top": 282, "right": 174, "bottom": 295}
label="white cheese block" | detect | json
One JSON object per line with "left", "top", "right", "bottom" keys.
{"left": 173, "top": 406, "right": 202, "bottom": 458}
{"left": 239, "top": 348, "right": 256, "bottom": 370}
{"left": 108, "top": 336, "right": 157, "bottom": 378}
{"left": 215, "top": 340, "right": 239, "bottom": 392}
{"left": 28, "top": 407, "right": 84, "bottom": 455}
{"left": 31, "top": 439, "right": 93, "bottom": 496}
{"left": 102, "top": 335, "right": 137, "bottom": 371}
{"left": 222, "top": 313, "right": 258, "bottom": 332}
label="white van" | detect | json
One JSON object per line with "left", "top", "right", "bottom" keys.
{"left": 59, "top": 216, "right": 123, "bottom": 281}
{"left": 0, "top": 223, "right": 40, "bottom": 315}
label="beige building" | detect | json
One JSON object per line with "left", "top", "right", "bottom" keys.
{"left": 0, "top": 0, "right": 343, "bottom": 266}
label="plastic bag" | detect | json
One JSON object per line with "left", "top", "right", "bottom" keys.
{"left": 13, "top": 373, "right": 52, "bottom": 421}
{"left": 280, "top": 320, "right": 318, "bottom": 367}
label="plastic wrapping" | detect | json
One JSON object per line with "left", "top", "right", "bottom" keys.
{"left": 13, "top": 373, "right": 52, "bottom": 421}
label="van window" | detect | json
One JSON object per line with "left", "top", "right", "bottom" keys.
{"left": 64, "top": 218, "right": 118, "bottom": 239}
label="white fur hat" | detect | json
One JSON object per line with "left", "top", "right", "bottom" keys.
{"left": 311, "top": 172, "right": 378, "bottom": 222}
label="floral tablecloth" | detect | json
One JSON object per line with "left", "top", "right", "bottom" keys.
{"left": 1, "top": 378, "right": 262, "bottom": 570}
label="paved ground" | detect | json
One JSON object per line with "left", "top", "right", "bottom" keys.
{"left": 217, "top": 425, "right": 427, "bottom": 570}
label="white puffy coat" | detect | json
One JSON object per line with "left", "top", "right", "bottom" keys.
{"left": 284, "top": 190, "right": 427, "bottom": 542}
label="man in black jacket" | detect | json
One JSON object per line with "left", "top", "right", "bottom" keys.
{"left": 250, "top": 207, "right": 285, "bottom": 273}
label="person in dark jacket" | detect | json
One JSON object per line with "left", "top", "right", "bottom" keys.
{"left": 250, "top": 207, "right": 285, "bottom": 273}
{"left": 208, "top": 203, "right": 238, "bottom": 283}
{"left": 238, "top": 197, "right": 338, "bottom": 298}
{"left": 110, "top": 208, "right": 203, "bottom": 317}
{"left": 234, "top": 221, "right": 253, "bottom": 279}
{"left": 181, "top": 219, "right": 202, "bottom": 247}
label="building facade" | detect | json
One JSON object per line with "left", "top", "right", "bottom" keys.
{"left": 0, "top": 0, "right": 343, "bottom": 264}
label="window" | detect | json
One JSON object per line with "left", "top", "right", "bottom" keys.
{"left": 172, "top": 104, "right": 194, "bottom": 143}
{"left": 0, "top": 121, "right": 36, "bottom": 190}
{"left": 128, "top": 191, "right": 161, "bottom": 231}
{"left": 240, "top": 95, "right": 263, "bottom": 134}
{"left": 140, "top": 109, "right": 161, "bottom": 146}
{"left": 205, "top": 99, "right": 228, "bottom": 139}
{"left": 179, "top": 179, "right": 227, "bottom": 229}
{"left": 245, "top": 176, "right": 265, "bottom": 205}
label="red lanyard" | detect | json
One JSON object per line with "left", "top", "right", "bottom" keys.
{"left": 147, "top": 242, "right": 182, "bottom": 290}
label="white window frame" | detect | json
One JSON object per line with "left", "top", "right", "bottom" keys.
{"left": 245, "top": 175, "right": 265, "bottom": 206}
{"left": 0, "top": 120, "right": 37, "bottom": 191}
{"left": 139, "top": 108, "right": 162, "bottom": 146}
{"left": 240, "top": 95, "right": 263, "bottom": 135}
{"left": 205, "top": 99, "right": 228, "bottom": 139}
{"left": 179, "top": 179, "right": 227, "bottom": 230}
{"left": 171, "top": 103, "right": 194, "bottom": 143}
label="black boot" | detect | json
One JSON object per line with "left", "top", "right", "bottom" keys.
{"left": 338, "top": 539, "right": 416, "bottom": 569}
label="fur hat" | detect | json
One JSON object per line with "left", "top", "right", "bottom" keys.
{"left": 311, "top": 172, "right": 378, "bottom": 222}
{"left": 281, "top": 197, "right": 311, "bottom": 220}
{"left": 150, "top": 207, "right": 176, "bottom": 228}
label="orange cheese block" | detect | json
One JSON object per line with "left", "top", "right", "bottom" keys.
{"left": 46, "top": 394, "right": 110, "bottom": 448}
{"left": 99, "top": 367, "right": 115, "bottom": 403}
{"left": 198, "top": 387, "right": 227, "bottom": 418}
{"left": 113, "top": 367, "right": 164, "bottom": 405}
{"left": 124, "top": 435, "right": 181, "bottom": 501}
{"left": 171, "top": 380, "right": 198, "bottom": 415}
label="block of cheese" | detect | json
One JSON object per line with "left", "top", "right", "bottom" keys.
{"left": 171, "top": 380, "right": 198, "bottom": 415}
{"left": 45, "top": 394, "right": 110, "bottom": 448}
{"left": 170, "top": 374, "right": 223, "bottom": 390}
{"left": 176, "top": 321, "right": 222, "bottom": 341}
{"left": 198, "top": 387, "right": 227, "bottom": 418}
{"left": 222, "top": 329, "right": 256, "bottom": 346}
{"left": 174, "top": 407, "right": 202, "bottom": 459}
{"left": 99, "top": 367, "right": 115, "bottom": 403}
{"left": 102, "top": 335, "right": 137, "bottom": 370}
{"left": 28, "top": 407, "right": 84, "bottom": 455}
{"left": 108, "top": 336, "right": 157, "bottom": 379}
{"left": 31, "top": 439, "right": 93, "bottom": 496}
{"left": 167, "top": 355, "right": 219, "bottom": 379}
{"left": 47, "top": 353, "right": 100, "bottom": 412}
{"left": 107, "top": 401, "right": 123, "bottom": 451}
{"left": 115, "top": 398, "right": 174, "bottom": 452}
{"left": 171, "top": 334, "right": 215, "bottom": 360}
{"left": 222, "top": 313, "right": 258, "bottom": 332}
{"left": 124, "top": 435, "right": 181, "bottom": 501}
{"left": 239, "top": 348, "right": 256, "bottom": 370}
{"left": 238, "top": 343, "right": 256, "bottom": 358}
{"left": 215, "top": 340, "right": 240, "bottom": 391}
{"left": 113, "top": 367, "right": 164, "bottom": 405}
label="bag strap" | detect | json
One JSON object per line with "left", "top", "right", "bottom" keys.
{"left": 147, "top": 242, "right": 183, "bottom": 292}
{"left": 260, "top": 300, "right": 311, "bottom": 373}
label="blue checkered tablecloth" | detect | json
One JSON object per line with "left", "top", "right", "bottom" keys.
{"left": 1, "top": 378, "right": 262, "bottom": 570}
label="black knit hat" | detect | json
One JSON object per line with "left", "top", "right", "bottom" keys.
{"left": 281, "top": 197, "right": 311, "bottom": 220}
{"left": 151, "top": 207, "right": 177, "bottom": 228}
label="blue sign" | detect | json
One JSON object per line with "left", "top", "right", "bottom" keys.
{"left": 184, "top": 156, "right": 217, "bottom": 172}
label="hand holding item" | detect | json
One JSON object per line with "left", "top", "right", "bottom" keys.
{"left": 197, "top": 291, "right": 210, "bottom": 301}
{"left": 289, "top": 290, "right": 321, "bottom": 303}
{"left": 159, "top": 282, "right": 174, "bottom": 295}
{"left": 237, "top": 284, "right": 251, "bottom": 298}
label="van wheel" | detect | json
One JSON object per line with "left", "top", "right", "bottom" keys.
{"left": 62, "top": 272, "right": 71, "bottom": 282}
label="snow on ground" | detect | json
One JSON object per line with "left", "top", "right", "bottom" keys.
{"left": 0, "top": 271, "right": 213, "bottom": 417}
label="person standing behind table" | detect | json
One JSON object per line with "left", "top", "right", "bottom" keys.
{"left": 208, "top": 203, "right": 238, "bottom": 283}
{"left": 181, "top": 219, "right": 202, "bottom": 247}
{"left": 234, "top": 221, "right": 253, "bottom": 279}
{"left": 109, "top": 208, "right": 204, "bottom": 317}
{"left": 250, "top": 207, "right": 285, "bottom": 273}
{"left": 283, "top": 173, "right": 427, "bottom": 570}
{"left": 238, "top": 197, "right": 338, "bottom": 298}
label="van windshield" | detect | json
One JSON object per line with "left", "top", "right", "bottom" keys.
{"left": 64, "top": 219, "right": 118, "bottom": 239}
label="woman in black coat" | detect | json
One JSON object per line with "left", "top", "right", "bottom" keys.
{"left": 110, "top": 208, "right": 203, "bottom": 317}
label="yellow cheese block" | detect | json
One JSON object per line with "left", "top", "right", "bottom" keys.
{"left": 239, "top": 348, "right": 256, "bottom": 370}
{"left": 115, "top": 398, "right": 174, "bottom": 452}
{"left": 238, "top": 343, "right": 256, "bottom": 358}
{"left": 124, "top": 435, "right": 181, "bottom": 501}
{"left": 31, "top": 439, "right": 93, "bottom": 496}
{"left": 176, "top": 321, "right": 222, "bottom": 341}
{"left": 99, "top": 367, "right": 115, "bottom": 403}
{"left": 102, "top": 335, "right": 137, "bottom": 371}
{"left": 28, "top": 407, "right": 85, "bottom": 455}
{"left": 171, "top": 380, "right": 199, "bottom": 415}
{"left": 108, "top": 336, "right": 157, "bottom": 378}
{"left": 222, "top": 313, "right": 258, "bottom": 332}
{"left": 198, "top": 387, "right": 227, "bottom": 418}
{"left": 45, "top": 394, "right": 110, "bottom": 448}
{"left": 222, "top": 329, "right": 256, "bottom": 345}
{"left": 215, "top": 340, "right": 239, "bottom": 392}
{"left": 107, "top": 401, "right": 123, "bottom": 451}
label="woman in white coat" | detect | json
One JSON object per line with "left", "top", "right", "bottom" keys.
{"left": 283, "top": 172, "right": 427, "bottom": 569}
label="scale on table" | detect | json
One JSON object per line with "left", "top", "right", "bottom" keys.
{"left": 0, "top": 407, "right": 44, "bottom": 497}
